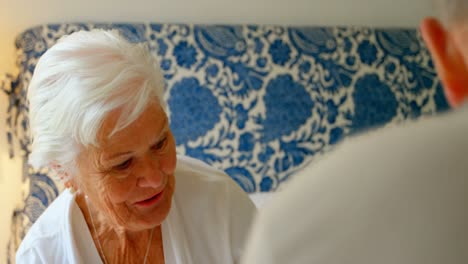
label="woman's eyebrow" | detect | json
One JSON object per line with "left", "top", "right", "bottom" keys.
{"left": 153, "top": 125, "right": 169, "bottom": 145}
{"left": 106, "top": 150, "right": 133, "bottom": 161}
{"left": 104, "top": 118, "right": 169, "bottom": 161}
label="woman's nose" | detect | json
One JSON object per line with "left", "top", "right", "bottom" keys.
{"left": 136, "top": 154, "right": 165, "bottom": 188}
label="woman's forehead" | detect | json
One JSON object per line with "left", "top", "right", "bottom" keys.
{"left": 96, "top": 103, "right": 168, "bottom": 154}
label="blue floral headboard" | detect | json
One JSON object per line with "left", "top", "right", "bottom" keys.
{"left": 3, "top": 23, "right": 448, "bottom": 262}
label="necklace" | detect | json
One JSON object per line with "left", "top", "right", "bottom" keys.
{"left": 85, "top": 196, "right": 155, "bottom": 264}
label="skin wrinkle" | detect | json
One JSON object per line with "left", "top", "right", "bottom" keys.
{"left": 71, "top": 101, "right": 176, "bottom": 263}
{"left": 102, "top": 128, "right": 170, "bottom": 169}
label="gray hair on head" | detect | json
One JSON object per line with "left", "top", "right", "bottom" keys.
{"left": 435, "top": 0, "right": 468, "bottom": 26}
{"left": 27, "top": 29, "right": 166, "bottom": 175}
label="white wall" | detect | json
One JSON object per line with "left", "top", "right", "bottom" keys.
{"left": 0, "top": 0, "right": 434, "bottom": 262}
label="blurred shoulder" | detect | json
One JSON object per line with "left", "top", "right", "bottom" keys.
{"left": 263, "top": 106, "right": 468, "bottom": 221}
{"left": 290, "top": 107, "right": 468, "bottom": 191}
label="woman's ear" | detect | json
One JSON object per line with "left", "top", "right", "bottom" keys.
{"left": 420, "top": 17, "right": 468, "bottom": 107}
{"left": 50, "top": 161, "right": 69, "bottom": 181}
{"left": 50, "top": 161, "right": 78, "bottom": 192}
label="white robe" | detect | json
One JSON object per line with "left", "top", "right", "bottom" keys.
{"left": 16, "top": 155, "right": 256, "bottom": 264}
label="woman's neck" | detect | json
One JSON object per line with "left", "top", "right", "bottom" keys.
{"left": 75, "top": 193, "right": 165, "bottom": 263}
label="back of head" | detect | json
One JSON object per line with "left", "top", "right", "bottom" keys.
{"left": 28, "top": 29, "right": 166, "bottom": 172}
{"left": 435, "top": 0, "right": 468, "bottom": 27}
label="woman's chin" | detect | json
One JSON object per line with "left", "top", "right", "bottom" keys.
{"left": 125, "top": 198, "right": 173, "bottom": 232}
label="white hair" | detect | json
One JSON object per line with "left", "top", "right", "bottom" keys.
{"left": 28, "top": 29, "right": 166, "bottom": 172}
{"left": 435, "top": 0, "right": 468, "bottom": 26}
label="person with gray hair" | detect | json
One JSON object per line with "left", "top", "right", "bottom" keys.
{"left": 15, "top": 29, "right": 256, "bottom": 264}
{"left": 241, "top": 2, "right": 468, "bottom": 264}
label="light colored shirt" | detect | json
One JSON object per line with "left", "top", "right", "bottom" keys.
{"left": 242, "top": 106, "right": 468, "bottom": 264}
{"left": 16, "top": 155, "right": 256, "bottom": 264}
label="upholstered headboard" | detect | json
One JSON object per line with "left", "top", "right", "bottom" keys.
{"left": 2, "top": 23, "right": 448, "bottom": 262}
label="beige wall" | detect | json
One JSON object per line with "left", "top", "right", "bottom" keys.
{"left": 0, "top": 93, "right": 23, "bottom": 263}
{"left": 0, "top": 0, "right": 435, "bottom": 73}
{"left": 0, "top": 0, "right": 434, "bottom": 262}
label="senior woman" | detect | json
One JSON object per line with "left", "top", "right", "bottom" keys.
{"left": 16, "top": 29, "right": 256, "bottom": 264}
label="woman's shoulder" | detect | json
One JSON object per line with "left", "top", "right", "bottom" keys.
{"left": 174, "top": 154, "right": 254, "bottom": 209}
{"left": 167, "top": 155, "right": 256, "bottom": 263}
{"left": 16, "top": 190, "right": 74, "bottom": 262}
{"left": 175, "top": 155, "right": 233, "bottom": 185}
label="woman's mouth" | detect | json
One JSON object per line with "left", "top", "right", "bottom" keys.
{"left": 135, "top": 190, "right": 165, "bottom": 208}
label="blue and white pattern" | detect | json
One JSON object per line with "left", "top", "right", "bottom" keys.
{"left": 2, "top": 23, "right": 449, "bottom": 262}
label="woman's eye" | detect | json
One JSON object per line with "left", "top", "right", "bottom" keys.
{"left": 153, "top": 137, "right": 167, "bottom": 151}
{"left": 114, "top": 159, "right": 132, "bottom": 170}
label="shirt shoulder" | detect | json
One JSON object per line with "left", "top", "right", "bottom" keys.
{"left": 172, "top": 155, "right": 256, "bottom": 263}
{"left": 279, "top": 107, "right": 468, "bottom": 197}
{"left": 174, "top": 154, "right": 254, "bottom": 210}
{"left": 16, "top": 191, "right": 74, "bottom": 263}
{"left": 175, "top": 154, "right": 230, "bottom": 181}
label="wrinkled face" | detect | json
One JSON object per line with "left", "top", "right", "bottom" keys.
{"left": 75, "top": 101, "right": 177, "bottom": 232}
